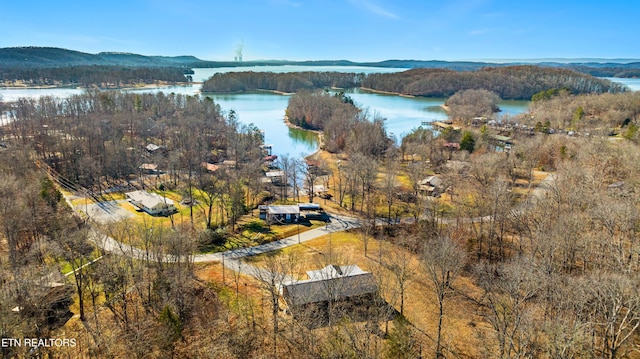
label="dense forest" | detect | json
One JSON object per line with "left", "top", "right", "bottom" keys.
{"left": 201, "top": 71, "right": 365, "bottom": 93}
{"left": 0, "top": 65, "right": 188, "bottom": 87}
{"left": 286, "top": 90, "right": 391, "bottom": 155}
{"left": 2, "top": 47, "right": 639, "bottom": 92}
{"left": 202, "top": 66, "right": 627, "bottom": 100}
{"left": 362, "top": 66, "right": 627, "bottom": 99}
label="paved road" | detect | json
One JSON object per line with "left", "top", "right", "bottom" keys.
{"left": 192, "top": 214, "right": 361, "bottom": 263}
{"left": 65, "top": 173, "right": 554, "bottom": 283}
{"left": 81, "top": 211, "right": 361, "bottom": 282}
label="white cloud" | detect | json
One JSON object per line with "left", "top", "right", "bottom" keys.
{"left": 348, "top": 0, "right": 399, "bottom": 19}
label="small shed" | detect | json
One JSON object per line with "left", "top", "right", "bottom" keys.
{"left": 298, "top": 202, "right": 327, "bottom": 221}
{"left": 298, "top": 203, "right": 321, "bottom": 211}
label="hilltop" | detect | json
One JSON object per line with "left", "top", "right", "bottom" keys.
{"left": 0, "top": 47, "right": 200, "bottom": 68}
{"left": 2, "top": 47, "right": 640, "bottom": 78}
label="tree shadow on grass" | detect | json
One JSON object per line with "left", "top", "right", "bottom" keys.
{"left": 239, "top": 219, "right": 273, "bottom": 234}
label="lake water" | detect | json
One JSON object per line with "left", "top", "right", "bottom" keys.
{"left": 0, "top": 65, "right": 567, "bottom": 157}
{"left": 605, "top": 77, "right": 640, "bottom": 91}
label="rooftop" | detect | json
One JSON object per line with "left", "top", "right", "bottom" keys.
{"left": 283, "top": 265, "right": 377, "bottom": 307}
{"left": 267, "top": 205, "right": 300, "bottom": 215}
{"left": 126, "top": 190, "right": 174, "bottom": 208}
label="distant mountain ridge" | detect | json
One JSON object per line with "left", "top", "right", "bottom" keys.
{"left": 0, "top": 47, "right": 200, "bottom": 68}
{"left": 2, "top": 47, "right": 640, "bottom": 78}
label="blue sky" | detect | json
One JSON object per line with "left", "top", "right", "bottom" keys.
{"left": 1, "top": 0, "right": 638, "bottom": 61}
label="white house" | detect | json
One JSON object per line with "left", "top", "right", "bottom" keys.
{"left": 126, "top": 190, "right": 177, "bottom": 216}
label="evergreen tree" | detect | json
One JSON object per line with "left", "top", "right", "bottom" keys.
{"left": 460, "top": 131, "right": 476, "bottom": 153}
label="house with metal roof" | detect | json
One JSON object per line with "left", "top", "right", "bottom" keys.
{"left": 283, "top": 265, "right": 377, "bottom": 306}
{"left": 282, "top": 265, "right": 396, "bottom": 328}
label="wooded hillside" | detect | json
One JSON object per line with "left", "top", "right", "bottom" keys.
{"left": 361, "top": 66, "right": 627, "bottom": 99}
{"left": 202, "top": 66, "right": 627, "bottom": 99}
{"left": 0, "top": 65, "right": 188, "bottom": 87}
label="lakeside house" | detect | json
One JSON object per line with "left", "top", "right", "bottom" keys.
{"left": 490, "top": 134, "right": 513, "bottom": 152}
{"left": 126, "top": 190, "right": 177, "bottom": 216}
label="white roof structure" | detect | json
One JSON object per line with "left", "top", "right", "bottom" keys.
{"left": 126, "top": 190, "right": 176, "bottom": 215}
{"left": 139, "top": 163, "right": 158, "bottom": 171}
{"left": 127, "top": 190, "right": 173, "bottom": 206}
{"left": 265, "top": 170, "right": 285, "bottom": 178}
{"left": 306, "top": 265, "right": 367, "bottom": 281}
{"left": 146, "top": 143, "right": 161, "bottom": 152}
{"left": 267, "top": 205, "right": 300, "bottom": 215}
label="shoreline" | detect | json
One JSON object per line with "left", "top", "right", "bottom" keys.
{"left": 359, "top": 86, "right": 415, "bottom": 98}
{"left": 0, "top": 81, "right": 195, "bottom": 90}
{"left": 282, "top": 115, "right": 324, "bottom": 160}
{"left": 256, "top": 88, "right": 295, "bottom": 96}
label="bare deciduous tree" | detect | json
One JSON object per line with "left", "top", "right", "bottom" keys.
{"left": 422, "top": 235, "right": 466, "bottom": 358}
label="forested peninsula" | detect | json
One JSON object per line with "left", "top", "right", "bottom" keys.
{"left": 201, "top": 66, "right": 627, "bottom": 100}
{"left": 0, "top": 66, "right": 188, "bottom": 88}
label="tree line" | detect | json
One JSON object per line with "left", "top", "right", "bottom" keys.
{"left": 0, "top": 65, "right": 188, "bottom": 88}
{"left": 201, "top": 71, "right": 364, "bottom": 93}
{"left": 362, "top": 66, "right": 628, "bottom": 99}
{"left": 200, "top": 65, "right": 627, "bottom": 99}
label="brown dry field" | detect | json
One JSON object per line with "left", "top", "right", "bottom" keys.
{"left": 197, "top": 230, "right": 489, "bottom": 357}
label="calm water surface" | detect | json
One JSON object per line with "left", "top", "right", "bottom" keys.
{"left": 0, "top": 66, "right": 541, "bottom": 157}
{"left": 605, "top": 77, "right": 640, "bottom": 91}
